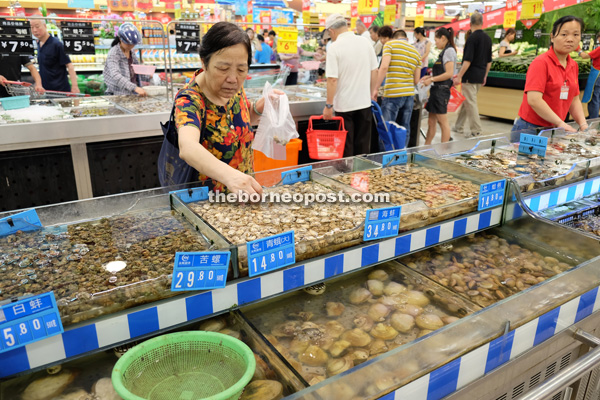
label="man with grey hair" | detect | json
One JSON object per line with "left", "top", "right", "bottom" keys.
{"left": 356, "top": 19, "right": 372, "bottom": 43}
{"left": 323, "top": 14, "right": 378, "bottom": 157}
{"left": 453, "top": 12, "right": 492, "bottom": 137}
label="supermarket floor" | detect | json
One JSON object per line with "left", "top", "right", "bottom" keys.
{"left": 421, "top": 111, "right": 514, "bottom": 145}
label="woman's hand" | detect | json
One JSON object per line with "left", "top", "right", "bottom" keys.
{"left": 558, "top": 121, "right": 577, "bottom": 133}
{"left": 224, "top": 168, "right": 263, "bottom": 197}
{"left": 134, "top": 87, "right": 147, "bottom": 96}
{"left": 420, "top": 75, "right": 433, "bottom": 85}
{"left": 579, "top": 122, "right": 589, "bottom": 132}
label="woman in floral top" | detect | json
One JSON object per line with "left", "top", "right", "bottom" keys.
{"left": 175, "top": 22, "right": 266, "bottom": 195}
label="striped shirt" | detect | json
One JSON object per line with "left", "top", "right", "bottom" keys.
{"left": 382, "top": 40, "right": 421, "bottom": 98}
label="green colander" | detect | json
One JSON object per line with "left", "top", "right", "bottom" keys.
{"left": 111, "top": 331, "right": 256, "bottom": 400}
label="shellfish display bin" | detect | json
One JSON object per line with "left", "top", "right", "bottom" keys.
{"left": 0, "top": 187, "right": 232, "bottom": 326}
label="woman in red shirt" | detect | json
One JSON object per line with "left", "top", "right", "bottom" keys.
{"left": 579, "top": 32, "right": 600, "bottom": 119}
{"left": 512, "top": 16, "right": 588, "bottom": 134}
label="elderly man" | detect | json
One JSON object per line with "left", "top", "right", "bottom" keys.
{"left": 30, "top": 19, "right": 79, "bottom": 93}
{"left": 356, "top": 20, "right": 372, "bottom": 43}
{"left": 323, "top": 14, "right": 378, "bottom": 157}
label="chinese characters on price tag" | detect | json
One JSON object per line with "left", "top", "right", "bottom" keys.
{"left": 0, "top": 19, "right": 34, "bottom": 55}
{"left": 384, "top": 5, "right": 396, "bottom": 25}
{"left": 175, "top": 23, "right": 200, "bottom": 54}
{"left": 414, "top": 15, "right": 425, "bottom": 28}
{"left": 247, "top": 231, "right": 295, "bottom": 277}
{"left": 364, "top": 206, "right": 402, "bottom": 241}
{"left": 277, "top": 27, "right": 298, "bottom": 54}
{"left": 416, "top": 1, "right": 425, "bottom": 14}
{"left": 503, "top": 11, "right": 517, "bottom": 29}
{"left": 521, "top": 0, "right": 543, "bottom": 19}
{"left": 478, "top": 180, "right": 506, "bottom": 211}
{"left": 506, "top": 0, "right": 518, "bottom": 10}
{"left": 358, "top": 0, "right": 379, "bottom": 16}
{"left": 171, "top": 251, "right": 231, "bottom": 291}
{"left": 61, "top": 21, "right": 95, "bottom": 55}
{"left": 0, "top": 292, "right": 63, "bottom": 353}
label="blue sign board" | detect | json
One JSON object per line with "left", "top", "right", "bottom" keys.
{"left": 67, "top": 0, "right": 94, "bottom": 8}
{"left": 382, "top": 151, "right": 408, "bottom": 167}
{"left": 247, "top": 231, "right": 295, "bottom": 277}
{"left": 364, "top": 206, "right": 402, "bottom": 241}
{"left": 253, "top": 7, "right": 294, "bottom": 24}
{"left": 171, "top": 251, "right": 231, "bottom": 291}
{"left": 0, "top": 209, "right": 42, "bottom": 237}
{"left": 170, "top": 186, "right": 209, "bottom": 203}
{"left": 0, "top": 292, "right": 63, "bottom": 353}
{"left": 478, "top": 179, "right": 506, "bottom": 211}
{"left": 519, "top": 133, "right": 548, "bottom": 157}
{"left": 281, "top": 166, "right": 312, "bottom": 185}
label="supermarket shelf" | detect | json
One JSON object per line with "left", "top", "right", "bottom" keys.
{"left": 95, "top": 44, "right": 174, "bottom": 49}
{"left": 382, "top": 286, "right": 600, "bottom": 399}
{"left": 0, "top": 206, "right": 502, "bottom": 378}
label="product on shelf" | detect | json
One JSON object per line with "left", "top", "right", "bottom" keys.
{"left": 52, "top": 97, "right": 128, "bottom": 118}
{"left": 0, "top": 209, "right": 216, "bottom": 325}
{"left": 243, "top": 262, "right": 477, "bottom": 387}
{"left": 106, "top": 95, "right": 171, "bottom": 114}
{"left": 0, "top": 105, "right": 70, "bottom": 124}
{"left": 186, "top": 181, "right": 370, "bottom": 276}
{"left": 401, "top": 232, "right": 575, "bottom": 307}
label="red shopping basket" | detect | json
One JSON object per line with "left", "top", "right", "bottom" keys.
{"left": 447, "top": 85, "right": 466, "bottom": 113}
{"left": 306, "top": 116, "right": 347, "bottom": 160}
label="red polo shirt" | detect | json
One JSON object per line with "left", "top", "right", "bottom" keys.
{"left": 518, "top": 47, "right": 580, "bottom": 127}
{"left": 589, "top": 47, "right": 600, "bottom": 70}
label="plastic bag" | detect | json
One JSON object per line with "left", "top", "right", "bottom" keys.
{"left": 447, "top": 86, "right": 466, "bottom": 113}
{"left": 253, "top": 82, "right": 299, "bottom": 160}
{"left": 416, "top": 82, "right": 431, "bottom": 107}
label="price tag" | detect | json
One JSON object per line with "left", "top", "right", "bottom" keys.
{"left": 170, "top": 186, "right": 209, "bottom": 203}
{"left": 247, "top": 231, "right": 295, "bottom": 277}
{"left": 0, "top": 292, "right": 63, "bottom": 353}
{"left": 478, "top": 180, "right": 506, "bottom": 211}
{"left": 506, "top": 0, "right": 518, "bottom": 10}
{"left": 358, "top": 0, "right": 378, "bottom": 15}
{"left": 382, "top": 151, "right": 407, "bottom": 167}
{"left": 416, "top": 1, "right": 425, "bottom": 14}
{"left": 494, "top": 29, "right": 503, "bottom": 39}
{"left": 414, "top": 15, "right": 425, "bottom": 28}
{"left": 384, "top": 5, "right": 396, "bottom": 25}
{"left": 583, "top": 34, "right": 593, "bottom": 52}
{"left": 171, "top": 251, "right": 230, "bottom": 291}
{"left": 0, "top": 209, "right": 42, "bottom": 237}
{"left": 175, "top": 23, "right": 200, "bottom": 54}
{"left": 519, "top": 133, "right": 548, "bottom": 157}
{"left": 364, "top": 206, "right": 402, "bottom": 241}
{"left": 277, "top": 40, "right": 297, "bottom": 54}
{"left": 516, "top": 30, "right": 523, "bottom": 39}
{"left": 521, "top": 0, "right": 543, "bottom": 20}
{"left": 534, "top": 29, "right": 542, "bottom": 38}
{"left": 281, "top": 166, "right": 311, "bottom": 185}
{"left": 503, "top": 11, "right": 517, "bottom": 29}
{"left": 61, "top": 22, "right": 95, "bottom": 55}
{"left": 0, "top": 19, "right": 34, "bottom": 56}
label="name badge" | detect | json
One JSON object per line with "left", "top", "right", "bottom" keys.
{"left": 560, "top": 83, "right": 569, "bottom": 100}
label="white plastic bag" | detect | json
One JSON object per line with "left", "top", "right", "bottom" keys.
{"left": 416, "top": 82, "right": 431, "bottom": 107}
{"left": 253, "top": 82, "right": 299, "bottom": 160}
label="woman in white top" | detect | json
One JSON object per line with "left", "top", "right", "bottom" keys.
{"left": 414, "top": 27, "right": 431, "bottom": 78}
{"left": 499, "top": 28, "right": 519, "bottom": 57}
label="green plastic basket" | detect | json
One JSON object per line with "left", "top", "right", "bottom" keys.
{"left": 111, "top": 332, "right": 256, "bottom": 400}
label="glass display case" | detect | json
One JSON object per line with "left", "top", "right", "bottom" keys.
{"left": 52, "top": 97, "right": 132, "bottom": 118}
{"left": 104, "top": 95, "right": 172, "bottom": 114}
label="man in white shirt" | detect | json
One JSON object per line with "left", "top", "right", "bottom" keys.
{"left": 356, "top": 20, "right": 372, "bottom": 43}
{"left": 323, "top": 14, "right": 379, "bottom": 157}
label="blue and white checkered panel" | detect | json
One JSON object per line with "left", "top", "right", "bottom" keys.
{"left": 525, "top": 178, "right": 600, "bottom": 213}
{"left": 386, "top": 286, "right": 600, "bottom": 400}
{"left": 0, "top": 208, "right": 502, "bottom": 379}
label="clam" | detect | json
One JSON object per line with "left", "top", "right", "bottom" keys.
{"left": 326, "top": 302, "right": 345, "bottom": 317}
{"left": 308, "top": 376, "right": 326, "bottom": 386}
{"left": 350, "top": 348, "right": 370, "bottom": 364}
{"left": 341, "top": 329, "right": 372, "bottom": 347}
{"left": 406, "top": 290, "right": 430, "bottom": 307}
{"left": 327, "top": 357, "right": 354, "bottom": 376}
{"left": 199, "top": 318, "right": 226, "bottom": 332}
{"left": 368, "top": 269, "right": 389, "bottom": 281}
{"left": 349, "top": 287, "right": 372, "bottom": 304}
{"left": 415, "top": 314, "right": 444, "bottom": 331}
{"left": 368, "top": 339, "right": 389, "bottom": 355}
{"left": 218, "top": 328, "right": 241, "bottom": 340}
{"left": 417, "top": 329, "right": 433, "bottom": 338}
{"left": 390, "top": 312, "right": 415, "bottom": 333}
{"left": 383, "top": 281, "right": 407, "bottom": 296}
{"left": 378, "top": 295, "right": 403, "bottom": 307}
{"left": 370, "top": 323, "right": 399, "bottom": 341}
{"left": 366, "top": 280, "right": 384, "bottom": 296}
{"left": 442, "top": 316, "right": 460, "bottom": 325}
{"left": 271, "top": 321, "right": 299, "bottom": 337}
{"left": 368, "top": 303, "right": 390, "bottom": 322}
{"left": 353, "top": 314, "right": 374, "bottom": 332}
{"left": 299, "top": 345, "right": 329, "bottom": 366}
{"left": 329, "top": 340, "right": 351, "bottom": 357}
{"left": 289, "top": 338, "right": 310, "bottom": 355}
{"left": 395, "top": 303, "right": 423, "bottom": 317}
{"left": 325, "top": 321, "right": 346, "bottom": 339}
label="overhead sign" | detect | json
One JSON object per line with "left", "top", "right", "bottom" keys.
{"left": 384, "top": 5, "right": 396, "bottom": 25}
{"left": 61, "top": 21, "right": 95, "bottom": 55}
{"left": 414, "top": 15, "right": 424, "bottom": 28}
{"left": 521, "top": 0, "right": 543, "bottom": 20}
{"left": 416, "top": 1, "right": 425, "bottom": 14}
{"left": 436, "top": 6, "right": 445, "bottom": 20}
{"left": 0, "top": 19, "right": 34, "bottom": 56}
{"left": 358, "top": 0, "right": 379, "bottom": 16}
{"left": 68, "top": 0, "right": 94, "bottom": 7}
{"left": 175, "top": 22, "right": 200, "bottom": 54}
{"left": 277, "top": 26, "right": 298, "bottom": 54}
{"left": 351, "top": 1, "right": 358, "bottom": 18}
{"left": 359, "top": 15, "right": 375, "bottom": 28}
{"left": 506, "top": 0, "right": 518, "bottom": 10}
{"left": 503, "top": 11, "right": 517, "bottom": 29}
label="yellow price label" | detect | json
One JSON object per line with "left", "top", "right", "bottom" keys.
{"left": 358, "top": 0, "right": 378, "bottom": 15}
{"left": 503, "top": 10, "right": 517, "bottom": 29}
{"left": 384, "top": 5, "right": 395, "bottom": 25}
{"left": 278, "top": 40, "right": 297, "bottom": 54}
{"left": 302, "top": 11, "right": 310, "bottom": 22}
{"left": 351, "top": 17, "right": 357, "bottom": 30}
{"left": 520, "top": 0, "right": 543, "bottom": 19}
{"left": 278, "top": 28, "right": 297, "bottom": 42}
{"left": 414, "top": 15, "right": 424, "bottom": 28}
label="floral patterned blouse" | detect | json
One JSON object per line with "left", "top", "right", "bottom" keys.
{"left": 174, "top": 70, "right": 254, "bottom": 192}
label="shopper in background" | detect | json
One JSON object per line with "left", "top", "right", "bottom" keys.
{"left": 268, "top": 30, "right": 277, "bottom": 49}
{"left": 578, "top": 32, "right": 600, "bottom": 119}
{"left": 30, "top": 19, "right": 79, "bottom": 94}
{"left": 175, "top": 22, "right": 269, "bottom": 195}
{"left": 356, "top": 20, "right": 372, "bottom": 43}
{"left": 279, "top": 46, "right": 314, "bottom": 86}
{"left": 245, "top": 27, "right": 261, "bottom": 61}
{"left": 499, "top": 28, "right": 519, "bottom": 57}
{"left": 254, "top": 35, "right": 273, "bottom": 64}
{"left": 104, "top": 22, "right": 147, "bottom": 96}
{"left": 421, "top": 27, "right": 457, "bottom": 145}
{"left": 323, "top": 14, "right": 378, "bottom": 157}
{"left": 0, "top": 55, "right": 44, "bottom": 98}
{"left": 373, "top": 25, "right": 421, "bottom": 136}
{"left": 452, "top": 12, "right": 492, "bottom": 138}
{"left": 512, "top": 16, "right": 588, "bottom": 133}
{"left": 414, "top": 27, "right": 431, "bottom": 78}
{"left": 369, "top": 25, "right": 383, "bottom": 57}
{"left": 393, "top": 30, "right": 408, "bottom": 40}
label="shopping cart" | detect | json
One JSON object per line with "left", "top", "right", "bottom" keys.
{"left": 4, "top": 81, "right": 89, "bottom": 99}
